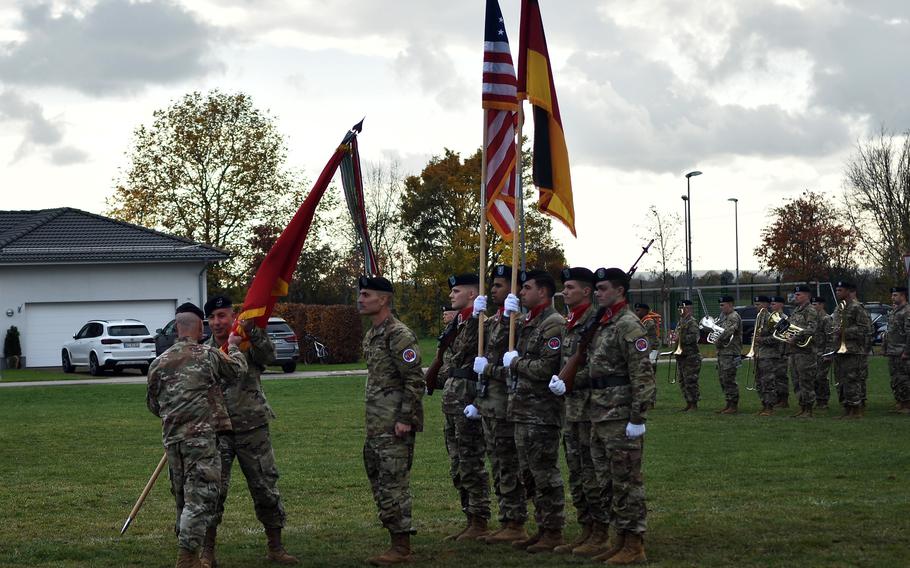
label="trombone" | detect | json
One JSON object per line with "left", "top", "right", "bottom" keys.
{"left": 659, "top": 306, "right": 685, "bottom": 384}
{"left": 743, "top": 308, "right": 766, "bottom": 391}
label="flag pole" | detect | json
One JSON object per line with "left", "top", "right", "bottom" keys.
{"left": 478, "top": 109, "right": 489, "bottom": 357}
{"left": 509, "top": 104, "right": 525, "bottom": 351}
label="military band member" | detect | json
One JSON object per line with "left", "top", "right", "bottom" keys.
{"left": 769, "top": 296, "right": 791, "bottom": 408}
{"left": 884, "top": 286, "right": 910, "bottom": 414}
{"left": 787, "top": 286, "right": 820, "bottom": 417}
{"left": 439, "top": 273, "right": 491, "bottom": 541}
{"left": 811, "top": 297, "right": 834, "bottom": 410}
{"left": 830, "top": 281, "right": 873, "bottom": 419}
{"left": 147, "top": 304, "right": 247, "bottom": 568}
{"left": 752, "top": 296, "right": 776, "bottom": 416}
{"left": 675, "top": 300, "right": 701, "bottom": 412}
{"left": 358, "top": 276, "right": 425, "bottom": 565}
{"left": 714, "top": 296, "right": 743, "bottom": 414}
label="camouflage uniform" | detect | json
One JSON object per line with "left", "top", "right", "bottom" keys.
{"left": 884, "top": 302, "right": 910, "bottom": 405}
{"left": 506, "top": 305, "right": 566, "bottom": 531}
{"left": 478, "top": 310, "right": 527, "bottom": 525}
{"left": 147, "top": 338, "right": 247, "bottom": 551}
{"left": 559, "top": 304, "right": 605, "bottom": 527}
{"left": 441, "top": 308, "right": 490, "bottom": 520}
{"left": 588, "top": 303, "right": 656, "bottom": 536}
{"left": 787, "top": 303, "right": 820, "bottom": 408}
{"left": 205, "top": 328, "right": 288, "bottom": 529}
{"left": 831, "top": 300, "right": 873, "bottom": 408}
{"left": 714, "top": 311, "right": 743, "bottom": 404}
{"left": 814, "top": 312, "right": 834, "bottom": 405}
{"left": 675, "top": 315, "right": 701, "bottom": 403}
{"left": 362, "top": 315, "right": 425, "bottom": 534}
{"left": 754, "top": 310, "right": 783, "bottom": 408}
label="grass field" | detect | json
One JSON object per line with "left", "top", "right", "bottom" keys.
{"left": 1, "top": 358, "right": 908, "bottom": 567}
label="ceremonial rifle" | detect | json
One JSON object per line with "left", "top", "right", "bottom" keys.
{"left": 424, "top": 315, "right": 459, "bottom": 395}
{"left": 558, "top": 239, "right": 654, "bottom": 392}
{"left": 120, "top": 453, "right": 168, "bottom": 535}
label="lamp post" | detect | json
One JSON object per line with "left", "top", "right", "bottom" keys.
{"left": 685, "top": 171, "right": 702, "bottom": 300}
{"left": 681, "top": 195, "right": 690, "bottom": 300}
{"left": 728, "top": 197, "right": 739, "bottom": 303}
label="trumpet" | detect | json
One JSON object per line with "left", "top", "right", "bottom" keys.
{"left": 769, "top": 311, "right": 812, "bottom": 347}
{"left": 700, "top": 315, "right": 733, "bottom": 346}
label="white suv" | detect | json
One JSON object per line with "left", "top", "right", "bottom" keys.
{"left": 62, "top": 319, "right": 157, "bottom": 376}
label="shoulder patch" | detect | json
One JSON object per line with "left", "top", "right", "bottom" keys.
{"left": 547, "top": 337, "right": 561, "bottom": 350}
{"left": 402, "top": 348, "right": 417, "bottom": 363}
{"left": 635, "top": 338, "right": 650, "bottom": 352}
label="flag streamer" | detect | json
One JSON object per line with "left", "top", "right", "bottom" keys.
{"left": 339, "top": 120, "right": 380, "bottom": 276}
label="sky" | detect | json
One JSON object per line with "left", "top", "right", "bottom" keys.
{"left": 1, "top": 0, "right": 908, "bottom": 277}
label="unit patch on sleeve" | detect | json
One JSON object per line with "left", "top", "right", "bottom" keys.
{"left": 547, "top": 337, "right": 562, "bottom": 350}
{"left": 635, "top": 338, "right": 650, "bottom": 352}
{"left": 402, "top": 348, "right": 417, "bottom": 363}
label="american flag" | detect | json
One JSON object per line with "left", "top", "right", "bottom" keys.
{"left": 482, "top": 0, "right": 518, "bottom": 240}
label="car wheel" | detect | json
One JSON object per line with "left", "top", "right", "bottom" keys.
{"left": 89, "top": 353, "right": 103, "bottom": 376}
{"left": 139, "top": 364, "right": 150, "bottom": 375}
{"left": 62, "top": 350, "right": 75, "bottom": 373}
{"left": 281, "top": 362, "right": 297, "bottom": 373}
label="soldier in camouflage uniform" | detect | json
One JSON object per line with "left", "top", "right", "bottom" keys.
{"left": 767, "top": 297, "right": 791, "bottom": 408}
{"left": 812, "top": 297, "right": 834, "bottom": 410}
{"left": 713, "top": 296, "right": 743, "bottom": 414}
{"left": 203, "top": 296, "right": 298, "bottom": 565}
{"left": 586, "top": 267, "right": 656, "bottom": 565}
{"left": 751, "top": 296, "right": 776, "bottom": 416}
{"left": 473, "top": 265, "right": 529, "bottom": 544}
{"left": 675, "top": 300, "right": 701, "bottom": 411}
{"left": 439, "top": 273, "right": 491, "bottom": 541}
{"left": 786, "top": 286, "right": 820, "bottom": 417}
{"left": 830, "top": 281, "right": 873, "bottom": 418}
{"left": 147, "top": 304, "right": 247, "bottom": 568}
{"left": 884, "top": 286, "right": 910, "bottom": 414}
{"left": 358, "top": 276, "right": 425, "bottom": 566}
{"left": 500, "top": 269, "right": 567, "bottom": 553}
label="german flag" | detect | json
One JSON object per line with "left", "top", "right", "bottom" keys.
{"left": 517, "top": 0, "right": 575, "bottom": 236}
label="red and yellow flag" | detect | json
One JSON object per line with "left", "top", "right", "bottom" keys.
{"left": 517, "top": 0, "right": 575, "bottom": 236}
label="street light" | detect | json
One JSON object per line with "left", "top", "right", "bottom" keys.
{"left": 685, "top": 171, "right": 702, "bottom": 300}
{"left": 728, "top": 197, "right": 739, "bottom": 303}
{"left": 681, "top": 195, "right": 689, "bottom": 300}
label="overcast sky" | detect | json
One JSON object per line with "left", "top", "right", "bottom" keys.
{"left": 1, "top": 0, "right": 908, "bottom": 276}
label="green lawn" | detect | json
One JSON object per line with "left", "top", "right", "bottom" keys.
{"left": 1, "top": 359, "right": 908, "bottom": 567}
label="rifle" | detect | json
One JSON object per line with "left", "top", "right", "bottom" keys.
{"left": 424, "top": 316, "right": 459, "bottom": 395}
{"left": 558, "top": 239, "right": 654, "bottom": 392}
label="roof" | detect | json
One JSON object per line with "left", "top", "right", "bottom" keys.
{"left": 0, "top": 208, "right": 229, "bottom": 265}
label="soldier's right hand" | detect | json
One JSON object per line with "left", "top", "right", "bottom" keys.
{"left": 228, "top": 332, "right": 242, "bottom": 346}
{"left": 504, "top": 294, "right": 520, "bottom": 317}
{"left": 463, "top": 404, "right": 481, "bottom": 420}
{"left": 472, "top": 295, "right": 487, "bottom": 317}
{"left": 503, "top": 350, "right": 519, "bottom": 367}
{"left": 473, "top": 356, "right": 488, "bottom": 375}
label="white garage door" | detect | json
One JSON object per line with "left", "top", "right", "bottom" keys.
{"left": 24, "top": 300, "right": 176, "bottom": 368}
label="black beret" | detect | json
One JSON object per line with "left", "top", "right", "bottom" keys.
{"left": 891, "top": 286, "right": 908, "bottom": 294}
{"left": 753, "top": 295, "right": 771, "bottom": 303}
{"left": 794, "top": 285, "right": 812, "bottom": 293}
{"left": 204, "top": 295, "right": 232, "bottom": 317}
{"left": 492, "top": 265, "right": 512, "bottom": 280}
{"left": 176, "top": 302, "right": 205, "bottom": 320}
{"left": 448, "top": 273, "right": 479, "bottom": 289}
{"left": 719, "top": 295, "right": 735, "bottom": 303}
{"left": 835, "top": 280, "right": 855, "bottom": 290}
{"left": 771, "top": 296, "right": 786, "bottom": 303}
{"left": 594, "top": 267, "right": 629, "bottom": 285}
{"left": 811, "top": 296, "right": 826, "bottom": 303}
{"left": 520, "top": 269, "right": 549, "bottom": 284}
{"left": 678, "top": 299, "right": 693, "bottom": 307}
{"left": 560, "top": 267, "right": 596, "bottom": 284}
{"left": 634, "top": 303, "right": 650, "bottom": 310}
{"left": 358, "top": 275, "right": 394, "bottom": 293}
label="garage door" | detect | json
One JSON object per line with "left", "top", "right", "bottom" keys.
{"left": 24, "top": 300, "right": 176, "bottom": 368}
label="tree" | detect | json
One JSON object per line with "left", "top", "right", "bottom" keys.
{"left": 107, "top": 90, "right": 305, "bottom": 294}
{"left": 842, "top": 128, "right": 910, "bottom": 283}
{"left": 637, "top": 206, "right": 683, "bottom": 327}
{"left": 754, "top": 190, "right": 856, "bottom": 282}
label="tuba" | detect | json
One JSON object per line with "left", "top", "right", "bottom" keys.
{"left": 769, "top": 311, "right": 811, "bottom": 348}
{"left": 699, "top": 315, "right": 732, "bottom": 346}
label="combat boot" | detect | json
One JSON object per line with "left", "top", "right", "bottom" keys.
{"left": 714, "top": 402, "right": 730, "bottom": 414}
{"left": 444, "top": 515, "right": 471, "bottom": 542}
{"left": 791, "top": 405, "right": 806, "bottom": 418}
{"left": 511, "top": 529, "right": 541, "bottom": 550}
{"left": 592, "top": 529, "right": 625, "bottom": 562}
{"left": 200, "top": 527, "right": 217, "bottom": 568}
{"left": 721, "top": 402, "right": 738, "bottom": 415}
{"left": 757, "top": 405, "right": 773, "bottom": 417}
{"left": 367, "top": 532, "right": 412, "bottom": 566}
{"left": 897, "top": 401, "right": 910, "bottom": 415}
{"left": 834, "top": 405, "right": 852, "bottom": 419}
{"left": 526, "top": 528, "right": 564, "bottom": 553}
{"left": 485, "top": 520, "right": 527, "bottom": 544}
{"left": 176, "top": 548, "right": 202, "bottom": 568}
{"left": 816, "top": 402, "right": 829, "bottom": 411}
{"left": 849, "top": 405, "right": 864, "bottom": 419}
{"left": 265, "top": 527, "right": 299, "bottom": 565}
{"left": 776, "top": 395, "right": 789, "bottom": 408}
{"left": 553, "top": 522, "right": 592, "bottom": 554}
{"left": 456, "top": 515, "right": 490, "bottom": 541}
{"left": 606, "top": 533, "right": 646, "bottom": 565}
{"left": 572, "top": 521, "right": 610, "bottom": 557}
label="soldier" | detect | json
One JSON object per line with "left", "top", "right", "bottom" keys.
{"left": 585, "top": 267, "right": 656, "bottom": 565}
{"left": 830, "top": 281, "right": 873, "bottom": 418}
{"left": 472, "top": 265, "right": 528, "bottom": 544}
{"left": 147, "top": 304, "right": 247, "bottom": 568}
{"left": 713, "top": 296, "right": 743, "bottom": 414}
{"left": 550, "top": 267, "right": 609, "bottom": 557}
{"left": 811, "top": 297, "right": 834, "bottom": 411}
{"left": 752, "top": 295, "right": 779, "bottom": 416}
{"left": 358, "top": 276, "right": 425, "bottom": 565}
{"left": 786, "top": 286, "right": 820, "bottom": 417}
{"left": 769, "top": 296, "right": 791, "bottom": 408}
{"left": 203, "top": 296, "right": 298, "bottom": 565}
{"left": 499, "top": 269, "right": 567, "bottom": 552}
{"left": 884, "top": 286, "right": 910, "bottom": 414}
{"left": 633, "top": 303, "right": 661, "bottom": 369}
{"left": 439, "top": 273, "right": 491, "bottom": 541}
{"left": 674, "top": 300, "right": 701, "bottom": 412}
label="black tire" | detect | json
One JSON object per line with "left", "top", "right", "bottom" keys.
{"left": 302, "top": 347, "right": 316, "bottom": 365}
{"left": 281, "top": 362, "right": 297, "bottom": 373}
{"left": 89, "top": 353, "right": 104, "bottom": 376}
{"left": 139, "top": 364, "right": 150, "bottom": 375}
{"left": 62, "top": 350, "right": 75, "bottom": 374}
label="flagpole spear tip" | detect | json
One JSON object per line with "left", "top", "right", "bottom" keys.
{"left": 352, "top": 117, "right": 365, "bottom": 133}
{"left": 120, "top": 517, "right": 133, "bottom": 536}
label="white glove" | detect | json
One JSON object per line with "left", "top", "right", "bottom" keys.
{"left": 503, "top": 350, "right": 519, "bottom": 368}
{"left": 625, "top": 422, "right": 646, "bottom": 439}
{"left": 503, "top": 294, "right": 520, "bottom": 317}
{"left": 549, "top": 375, "right": 566, "bottom": 395}
{"left": 463, "top": 404, "right": 481, "bottom": 420}
{"left": 472, "top": 295, "right": 487, "bottom": 317}
{"left": 649, "top": 350, "right": 658, "bottom": 364}
{"left": 473, "top": 356, "right": 488, "bottom": 375}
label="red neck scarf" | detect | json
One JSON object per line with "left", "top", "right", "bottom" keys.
{"left": 599, "top": 300, "right": 628, "bottom": 325}
{"left": 565, "top": 302, "right": 592, "bottom": 331}
{"left": 457, "top": 306, "right": 474, "bottom": 324}
{"left": 525, "top": 303, "right": 547, "bottom": 323}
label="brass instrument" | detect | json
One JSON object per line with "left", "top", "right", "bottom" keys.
{"left": 836, "top": 299, "right": 848, "bottom": 354}
{"left": 744, "top": 308, "right": 766, "bottom": 392}
{"left": 699, "top": 315, "right": 733, "bottom": 346}
{"left": 745, "top": 308, "right": 766, "bottom": 359}
{"left": 769, "top": 311, "right": 812, "bottom": 347}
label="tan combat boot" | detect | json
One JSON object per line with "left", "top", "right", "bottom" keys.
{"left": 553, "top": 523, "right": 592, "bottom": 554}
{"left": 721, "top": 402, "right": 738, "bottom": 415}
{"left": 485, "top": 520, "right": 528, "bottom": 544}
{"left": 834, "top": 405, "right": 852, "bottom": 419}
{"left": 850, "top": 405, "right": 864, "bottom": 419}
{"left": 456, "top": 515, "right": 490, "bottom": 541}
{"left": 526, "top": 528, "right": 564, "bottom": 553}
{"left": 757, "top": 405, "right": 773, "bottom": 417}
{"left": 176, "top": 548, "right": 202, "bottom": 568}
{"left": 592, "top": 528, "right": 625, "bottom": 562}
{"left": 572, "top": 521, "right": 610, "bottom": 557}
{"left": 444, "top": 515, "right": 471, "bottom": 542}
{"left": 791, "top": 405, "right": 806, "bottom": 418}
{"left": 511, "top": 529, "right": 541, "bottom": 550}
{"left": 776, "top": 395, "right": 789, "bottom": 408}
{"left": 265, "top": 527, "right": 299, "bottom": 565}
{"left": 199, "top": 527, "right": 216, "bottom": 568}
{"left": 606, "top": 532, "right": 646, "bottom": 565}
{"left": 367, "top": 532, "right": 412, "bottom": 566}
{"left": 714, "top": 402, "right": 729, "bottom": 414}
{"left": 897, "top": 401, "right": 910, "bottom": 415}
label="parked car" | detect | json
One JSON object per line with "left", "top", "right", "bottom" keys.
{"left": 154, "top": 319, "right": 211, "bottom": 356}
{"left": 266, "top": 317, "right": 300, "bottom": 373}
{"left": 62, "top": 319, "right": 156, "bottom": 376}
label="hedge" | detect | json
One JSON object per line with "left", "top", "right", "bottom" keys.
{"left": 272, "top": 304, "right": 363, "bottom": 364}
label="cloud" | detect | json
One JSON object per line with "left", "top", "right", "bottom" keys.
{"left": 0, "top": 89, "right": 87, "bottom": 164}
{"left": 0, "top": 0, "right": 223, "bottom": 95}
{"left": 393, "top": 35, "right": 471, "bottom": 109}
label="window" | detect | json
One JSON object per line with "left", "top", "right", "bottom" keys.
{"left": 267, "top": 322, "right": 293, "bottom": 334}
{"left": 108, "top": 325, "right": 150, "bottom": 337}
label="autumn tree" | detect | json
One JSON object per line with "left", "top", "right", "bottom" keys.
{"left": 754, "top": 190, "right": 856, "bottom": 282}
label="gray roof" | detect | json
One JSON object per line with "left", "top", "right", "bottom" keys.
{"left": 0, "top": 208, "right": 229, "bottom": 265}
